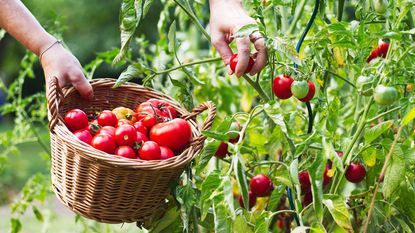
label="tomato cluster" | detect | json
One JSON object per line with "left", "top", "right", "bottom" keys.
{"left": 298, "top": 151, "right": 366, "bottom": 206}
{"left": 238, "top": 174, "right": 274, "bottom": 210}
{"left": 63, "top": 99, "right": 192, "bottom": 160}
{"left": 272, "top": 75, "right": 316, "bottom": 102}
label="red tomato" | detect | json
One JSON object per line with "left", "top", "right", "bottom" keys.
{"left": 229, "top": 53, "right": 255, "bottom": 74}
{"left": 214, "top": 142, "right": 228, "bottom": 159}
{"left": 92, "top": 134, "right": 116, "bottom": 154}
{"left": 116, "top": 119, "right": 133, "bottom": 127}
{"left": 64, "top": 109, "right": 89, "bottom": 132}
{"left": 250, "top": 174, "right": 274, "bottom": 197}
{"left": 98, "top": 110, "right": 118, "bottom": 127}
{"left": 160, "top": 146, "right": 175, "bottom": 160}
{"left": 367, "top": 41, "right": 389, "bottom": 62}
{"left": 272, "top": 75, "right": 294, "bottom": 99}
{"left": 115, "top": 146, "right": 136, "bottom": 159}
{"left": 238, "top": 191, "right": 256, "bottom": 210}
{"left": 139, "top": 141, "right": 161, "bottom": 160}
{"left": 133, "top": 121, "right": 148, "bottom": 135}
{"left": 73, "top": 129, "right": 93, "bottom": 145}
{"left": 303, "top": 191, "right": 313, "bottom": 207}
{"left": 84, "top": 121, "right": 101, "bottom": 136}
{"left": 115, "top": 124, "right": 137, "bottom": 147}
{"left": 150, "top": 119, "right": 192, "bottom": 152}
{"left": 136, "top": 131, "right": 149, "bottom": 143}
{"left": 345, "top": 163, "right": 366, "bottom": 183}
{"left": 136, "top": 99, "right": 177, "bottom": 120}
{"left": 299, "top": 80, "right": 316, "bottom": 102}
{"left": 97, "top": 126, "right": 116, "bottom": 137}
{"left": 141, "top": 114, "right": 158, "bottom": 128}
{"left": 298, "top": 171, "right": 311, "bottom": 194}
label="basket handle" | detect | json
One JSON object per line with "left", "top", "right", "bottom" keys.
{"left": 182, "top": 101, "right": 216, "bottom": 149}
{"left": 47, "top": 77, "right": 64, "bottom": 133}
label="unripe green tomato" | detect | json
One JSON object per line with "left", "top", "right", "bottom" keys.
{"left": 373, "top": 85, "right": 398, "bottom": 105}
{"left": 356, "top": 75, "right": 374, "bottom": 96}
{"left": 373, "top": 0, "right": 388, "bottom": 15}
{"left": 291, "top": 80, "right": 309, "bottom": 99}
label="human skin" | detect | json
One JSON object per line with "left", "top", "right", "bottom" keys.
{"left": 0, "top": 0, "right": 93, "bottom": 100}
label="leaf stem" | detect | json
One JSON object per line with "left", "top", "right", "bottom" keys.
{"left": 156, "top": 57, "right": 221, "bottom": 75}
{"left": 241, "top": 74, "right": 270, "bottom": 102}
{"left": 325, "top": 70, "right": 356, "bottom": 88}
{"left": 366, "top": 106, "right": 402, "bottom": 123}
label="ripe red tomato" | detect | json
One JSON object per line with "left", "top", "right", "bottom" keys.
{"left": 250, "top": 174, "right": 273, "bottom": 197}
{"left": 150, "top": 118, "right": 192, "bottom": 152}
{"left": 367, "top": 41, "right": 389, "bottom": 62}
{"left": 214, "top": 142, "right": 229, "bottom": 159}
{"left": 345, "top": 163, "right": 366, "bottom": 183}
{"left": 84, "top": 121, "right": 101, "bottom": 136}
{"left": 272, "top": 75, "right": 294, "bottom": 99}
{"left": 115, "top": 124, "right": 137, "bottom": 147}
{"left": 97, "top": 126, "right": 116, "bottom": 137}
{"left": 136, "top": 131, "right": 149, "bottom": 143}
{"left": 115, "top": 146, "right": 136, "bottom": 159}
{"left": 238, "top": 191, "right": 256, "bottom": 210}
{"left": 98, "top": 110, "right": 118, "bottom": 127}
{"left": 133, "top": 121, "right": 148, "bottom": 135}
{"left": 139, "top": 141, "right": 161, "bottom": 160}
{"left": 92, "top": 134, "right": 116, "bottom": 154}
{"left": 303, "top": 191, "right": 313, "bottom": 207}
{"left": 298, "top": 171, "right": 311, "bottom": 194}
{"left": 298, "top": 80, "right": 315, "bottom": 102}
{"left": 64, "top": 109, "right": 89, "bottom": 132}
{"left": 160, "top": 146, "right": 175, "bottom": 160}
{"left": 141, "top": 114, "right": 158, "bottom": 128}
{"left": 73, "top": 129, "right": 93, "bottom": 145}
{"left": 136, "top": 99, "right": 177, "bottom": 120}
{"left": 116, "top": 119, "right": 133, "bottom": 128}
{"left": 229, "top": 53, "right": 255, "bottom": 74}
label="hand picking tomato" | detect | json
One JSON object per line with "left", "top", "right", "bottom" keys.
{"left": 73, "top": 129, "right": 93, "bottom": 145}
{"left": 98, "top": 110, "right": 118, "bottom": 127}
{"left": 299, "top": 80, "right": 316, "bottom": 102}
{"left": 64, "top": 109, "right": 89, "bottom": 132}
{"left": 229, "top": 53, "right": 255, "bottom": 74}
{"left": 298, "top": 171, "right": 311, "bottom": 194}
{"left": 115, "top": 124, "right": 137, "bottom": 147}
{"left": 97, "top": 126, "right": 116, "bottom": 137}
{"left": 373, "top": 85, "right": 398, "bottom": 105}
{"left": 150, "top": 118, "right": 192, "bottom": 152}
{"left": 250, "top": 174, "right": 273, "bottom": 197}
{"left": 115, "top": 146, "right": 136, "bottom": 159}
{"left": 272, "top": 75, "right": 294, "bottom": 99}
{"left": 238, "top": 191, "right": 256, "bottom": 210}
{"left": 345, "top": 163, "right": 366, "bottom": 183}
{"left": 92, "top": 134, "right": 116, "bottom": 154}
{"left": 160, "top": 146, "right": 175, "bottom": 160}
{"left": 139, "top": 141, "right": 161, "bottom": 160}
{"left": 112, "top": 107, "right": 137, "bottom": 122}
{"left": 133, "top": 121, "right": 148, "bottom": 135}
{"left": 291, "top": 80, "right": 309, "bottom": 99}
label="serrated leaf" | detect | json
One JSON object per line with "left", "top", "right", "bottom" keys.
{"left": 254, "top": 213, "right": 268, "bottom": 233}
{"left": 268, "top": 185, "right": 285, "bottom": 211}
{"left": 364, "top": 120, "right": 393, "bottom": 144}
{"left": 383, "top": 145, "right": 405, "bottom": 199}
{"left": 401, "top": 106, "right": 415, "bottom": 126}
{"left": 114, "top": 63, "right": 145, "bottom": 87}
{"left": 272, "top": 37, "right": 302, "bottom": 65}
{"left": 322, "top": 194, "right": 352, "bottom": 231}
{"left": 361, "top": 147, "right": 377, "bottom": 167}
{"left": 176, "top": 183, "right": 197, "bottom": 211}
{"left": 290, "top": 159, "right": 300, "bottom": 185}
{"left": 196, "top": 141, "right": 220, "bottom": 174}
{"left": 232, "top": 24, "right": 259, "bottom": 38}
{"left": 234, "top": 153, "right": 249, "bottom": 213}
{"left": 200, "top": 171, "right": 221, "bottom": 220}
{"left": 213, "top": 201, "right": 231, "bottom": 233}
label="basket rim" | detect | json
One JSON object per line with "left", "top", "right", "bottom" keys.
{"left": 50, "top": 78, "right": 204, "bottom": 169}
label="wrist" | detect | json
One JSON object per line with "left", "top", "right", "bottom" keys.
{"left": 35, "top": 34, "right": 57, "bottom": 56}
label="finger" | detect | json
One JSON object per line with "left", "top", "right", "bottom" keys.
{"left": 211, "top": 34, "right": 234, "bottom": 74}
{"left": 249, "top": 34, "right": 267, "bottom": 75}
{"left": 235, "top": 37, "right": 251, "bottom": 77}
{"left": 70, "top": 71, "right": 94, "bottom": 100}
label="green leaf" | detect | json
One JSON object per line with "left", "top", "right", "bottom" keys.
{"left": 271, "top": 37, "right": 301, "bottom": 64}
{"left": 10, "top": 218, "right": 22, "bottom": 233}
{"left": 168, "top": 21, "right": 177, "bottom": 54}
{"left": 254, "top": 212, "right": 268, "bottom": 233}
{"left": 264, "top": 102, "right": 287, "bottom": 133}
{"left": 268, "top": 185, "right": 285, "bottom": 211}
{"left": 234, "top": 153, "right": 249, "bottom": 213}
{"left": 222, "top": 176, "right": 235, "bottom": 219}
{"left": 310, "top": 222, "right": 327, "bottom": 233}
{"left": 361, "top": 147, "right": 378, "bottom": 167}
{"left": 290, "top": 159, "right": 300, "bottom": 185}
{"left": 401, "top": 106, "right": 415, "bottom": 126}
{"left": 322, "top": 194, "right": 352, "bottom": 232}
{"left": 201, "top": 130, "right": 228, "bottom": 141}
{"left": 323, "top": 137, "right": 343, "bottom": 172}
{"left": 200, "top": 171, "right": 221, "bottom": 220}
{"left": 196, "top": 141, "right": 221, "bottom": 174}
{"left": 309, "top": 152, "right": 325, "bottom": 222}
{"left": 383, "top": 145, "right": 405, "bottom": 199}
{"left": 32, "top": 206, "right": 44, "bottom": 222}
{"left": 364, "top": 120, "right": 393, "bottom": 144}
{"left": 114, "top": 63, "right": 146, "bottom": 87}
{"left": 175, "top": 183, "right": 197, "bottom": 211}
{"left": 398, "top": 179, "right": 415, "bottom": 220}
{"left": 150, "top": 207, "right": 180, "bottom": 233}
{"left": 232, "top": 24, "right": 259, "bottom": 38}
{"left": 213, "top": 201, "right": 231, "bottom": 233}
{"left": 234, "top": 215, "right": 254, "bottom": 233}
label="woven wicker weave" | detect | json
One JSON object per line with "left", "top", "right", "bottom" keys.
{"left": 47, "top": 77, "right": 216, "bottom": 224}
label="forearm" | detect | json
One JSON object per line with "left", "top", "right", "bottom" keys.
{"left": 0, "top": 0, "right": 55, "bottom": 56}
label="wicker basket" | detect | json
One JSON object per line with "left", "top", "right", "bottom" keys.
{"left": 46, "top": 77, "right": 216, "bottom": 224}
